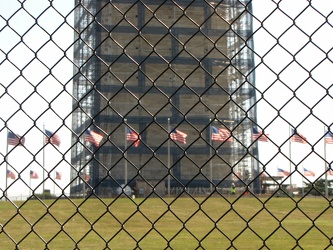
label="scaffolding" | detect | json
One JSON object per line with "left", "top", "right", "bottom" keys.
{"left": 71, "top": 0, "right": 257, "bottom": 196}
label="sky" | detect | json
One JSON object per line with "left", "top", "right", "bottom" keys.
{"left": 251, "top": 0, "right": 333, "bottom": 187}
{"left": 0, "top": 0, "right": 74, "bottom": 198}
{"left": 1, "top": 0, "right": 333, "bottom": 199}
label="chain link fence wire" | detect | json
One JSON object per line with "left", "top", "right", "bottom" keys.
{"left": 1, "top": 0, "right": 333, "bottom": 248}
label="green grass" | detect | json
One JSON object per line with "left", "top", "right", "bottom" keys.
{"left": 0, "top": 195, "right": 332, "bottom": 249}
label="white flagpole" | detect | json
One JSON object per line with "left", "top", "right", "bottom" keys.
{"left": 5, "top": 129, "right": 9, "bottom": 200}
{"left": 289, "top": 126, "right": 292, "bottom": 196}
{"left": 324, "top": 126, "right": 328, "bottom": 198}
{"left": 29, "top": 167, "right": 32, "bottom": 197}
{"left": 124, "top": 119, "right": 128, "bottom": 186}
{"left": 251, "top": 134, "right": 255, "bottom": 194}
{"left": 209, "top": 119, "right": 213, "bottom": 193}
{"left": 53, "top": 171, "right": 56, "bottom": 196}
{"left": 301, "top": 165, "right": 304, "bottom": 196}
{"left": 168, "top": 118, "right": 171, "bottom": 196}
{"left": 43, "top": 124, "right": 46, "bottom": 195}
{"left": 81, "top": 136, "right": 86, "bottom": 197}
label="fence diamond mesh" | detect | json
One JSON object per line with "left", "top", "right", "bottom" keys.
{"left": 1, "top": 0, "right": 333, "bottom": 249}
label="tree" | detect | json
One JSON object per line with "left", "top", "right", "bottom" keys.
{"left": 302, "top": 179, "right": 333, "bottom": 196}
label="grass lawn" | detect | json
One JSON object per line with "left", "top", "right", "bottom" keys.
{"left": 0, "top": 195, "right": 332, "bottom": 249}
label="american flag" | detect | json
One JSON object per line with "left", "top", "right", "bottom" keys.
{"left": 30, "top": 170, "right": 39, "bottom": 179}
{"left": 325, "top": 131, "right": 333, "bottom": 144}
{"left": 170, "top": 128, "right": 187, "bottom": 144}
{"left": 7, "top": 169, "right": 16, "bottom": 179}
{"left": 85, "top": 129, "right": 103, "bottom": 147}
{"left": 233, "top": 171, "right": 242, "bottom": 181}
{"left": 56, "top": 171, "right": 62, "bottom": 180}
{"left": 260, "top": 172, "right": 268, "bottom": 178}
{"left": 8, "top": 131, "right": 25, "bottom": 146}
{"left": 327, "top": 167, "right": 333, "bottom": 176}
{"left": 126, "top": 127, "right": 140, "bottom": 147}
{"left": 45, "top": 130, "right": 61, "bottom": 147}
{"left": 211, "top": 126, "right": 232, "bottom": 142}
{"left": 277, "top": 168, "right": 290, "bottom": 177}
{"left": 303, "top": 167, "right": 315, "bottom": 177}
{"left": 79, "top": 172, "right": 90, "bottom": 182}
{"left": 291, "top": 129, "right": 307, "bottom": 144}
{"left": 326, "top": 167, "right": 333, "bottom": 175}
{"left": 252, "top": 127, "right": 269, "bottom": 142}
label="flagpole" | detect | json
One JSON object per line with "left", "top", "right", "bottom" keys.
{"left": 124, "top": 119, "right": 128, "bottom": 186}
{"left": 324, "top": 126, "right": 328, "bottom": 198}
{"left": 53, "top": 171, "right": 56, "bottom": 196}
{"left": 251, "top": 125, "right": 255, "bottom": 194}
{"left": 301, "top": 165, "right": 304, "bottom": 196}
{"left": 251, "top": 126, "right": 263, "bottom": 195}
{"left": 209, "top": 119, "right": 213, "bottom": 193}
{"left": 289, "top": 126, "right": 292, "bottom": 196}
{"left": 168, "top": 118, "right": 171, "bottom": 197}
{"left": 82, "top": 136, "right": 86, "bottom": 197}
{"left": 43, "top": 124, "right": 46, "bottom": 196}
{"left": 29, "top": 167, "right": 32, "bottom": 197}
{"left": 5, "top": 129, "right": 9, "bottom": 200}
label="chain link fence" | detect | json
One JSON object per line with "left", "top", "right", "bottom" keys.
{"left": 1, "top": 0, "right": 333, "bottom": 248}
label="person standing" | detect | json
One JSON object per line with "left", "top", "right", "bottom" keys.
{"left": 230, "top": 183, "right": 236, "bottom": 195}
